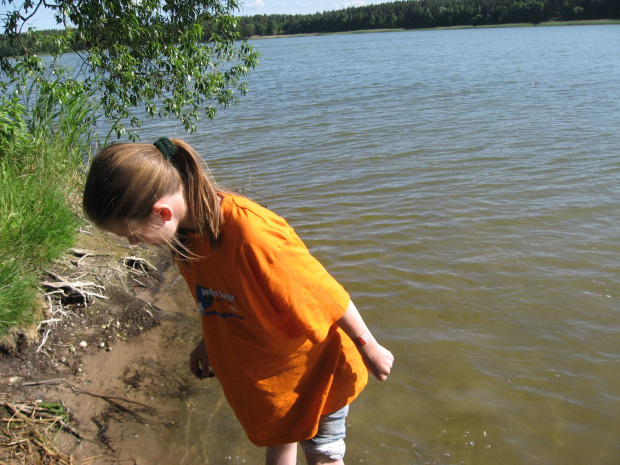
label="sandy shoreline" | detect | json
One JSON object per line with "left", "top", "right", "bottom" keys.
{"left": 0, "top": 226, "right": 221, "bottom": 464}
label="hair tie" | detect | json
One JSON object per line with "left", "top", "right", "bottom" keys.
{"left": 153, "top": 137, "right": 175, "bottom": 161}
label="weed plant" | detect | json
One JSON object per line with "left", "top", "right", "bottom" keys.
{"left": 0, "top": 71, "right": 99, "bottom": 336}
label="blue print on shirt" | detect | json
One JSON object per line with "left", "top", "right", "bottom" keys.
{"left": 195, "top": 285, "right": 244, "bottom": 320}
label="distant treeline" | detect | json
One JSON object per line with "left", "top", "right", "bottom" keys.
{"left": 1, "top": 0, "right": 618, "bottom": 57}
{"left": 0, "top": 29, "right": 76, "bottom": 58}
{"left": 238, "top": 0, "right": 618, "bottom": 37}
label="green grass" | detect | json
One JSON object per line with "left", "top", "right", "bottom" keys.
{"left": 1, "top": 160, "right": 79, "bottom": 263}
{"left": 0, "top": 79, "right": 99, "bottom": 335}
{"left": 0, "top": 260, "right": 38, "bottom": 330}
{"left": 0, "top": 144, "right": 81, "bottom": 333}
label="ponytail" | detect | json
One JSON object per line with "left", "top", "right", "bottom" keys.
{"left": 168, "top": 139, "right": 223, "bottom": 245}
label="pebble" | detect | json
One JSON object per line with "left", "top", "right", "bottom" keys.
{"left": 79, "top": 341, "right": 88, "bottom": 348}
{"left": 99, "top": 342, "right": 105, "bottom": 348}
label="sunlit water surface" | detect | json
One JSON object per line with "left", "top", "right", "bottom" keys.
{"left": 124, "top": 25, "right": 619, "bottom": 464}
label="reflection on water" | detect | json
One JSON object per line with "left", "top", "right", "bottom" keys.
{"left": 132, "top": 25, "right": 620, "bottom": 464}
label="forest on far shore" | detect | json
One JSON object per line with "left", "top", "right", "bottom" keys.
{"left": 1, "top": 0, "right": 618, "bottom": 57}
{"left": 236, "top": 0, "right": 618, "bottom": 37}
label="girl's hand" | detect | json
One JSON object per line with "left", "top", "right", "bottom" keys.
{"left": 358, "top": 339, "right": 394, "bottom": 381}
{"left": 189, "top": 339, "right": 213, "bottom": 380}
{"left": 335, "top": 300, "right": 394, "bottom": 381}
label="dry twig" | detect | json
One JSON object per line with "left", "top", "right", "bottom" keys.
{"left": 0, "top": 401, "right": 78, "bottom": 465}
{"left": 21, "top": 380, "right": 159, "bottom": 425}
{"left": 40, "top": 270, "right": 107, "bottom": 307}
{"left": 122, "top": 256, "right": 155, "bottom": 275}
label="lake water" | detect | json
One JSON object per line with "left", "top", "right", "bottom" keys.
{"left": 129, "top": 25, "right": 620, "bottom": 464}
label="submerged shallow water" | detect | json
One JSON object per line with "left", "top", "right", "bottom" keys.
{"left": 133, "top": 25, "right": 620, "bottom": 464}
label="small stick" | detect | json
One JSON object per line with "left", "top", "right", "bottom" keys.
{"left": 20, "top": 380, "right": 161, "bottom": 425}
{"left": 77, "top": 252, "right": 93, "bottom": 266}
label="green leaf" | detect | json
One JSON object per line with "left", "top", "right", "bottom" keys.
{"left": 2, "top": 0, "right": 260, "bottom": 140}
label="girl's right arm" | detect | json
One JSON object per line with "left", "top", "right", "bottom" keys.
{"left": 336, "top": 300, "right": 394, "bottom": 381}
{"left": 189, "top": 339, "right": 214, "bottom": 379}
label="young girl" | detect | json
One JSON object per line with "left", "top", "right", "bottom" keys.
{"left": 83, "top": 137, "right": 394, "bottom": 465}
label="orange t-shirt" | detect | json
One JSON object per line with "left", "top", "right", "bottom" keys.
{"left": 177, "top": 194, "right": 368, "bottom": 447}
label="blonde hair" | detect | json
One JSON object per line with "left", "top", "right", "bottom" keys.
{"left": 83, "top": 138, "right": 223, "bottom": 247}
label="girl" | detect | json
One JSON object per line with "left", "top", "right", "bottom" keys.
{"left": 83, "top": 137, "right": 394, "bottom": 465}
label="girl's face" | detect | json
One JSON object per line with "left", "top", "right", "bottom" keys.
{"left": 105, "top": 217, "right": 178, "bottom": 245}
{"left": 101, "top": 188, "right": 188, "bottom": 246}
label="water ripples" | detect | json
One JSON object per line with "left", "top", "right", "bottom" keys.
{"left": 134, "top": 25, "right": 620, "bottom": 464}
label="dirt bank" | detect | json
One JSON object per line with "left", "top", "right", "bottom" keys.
{"left": 0, "top": 224, "right": 213, "bottom": 464}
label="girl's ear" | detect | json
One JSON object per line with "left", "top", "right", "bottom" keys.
{"left": 152, "top": 202, "right": 173, "bottom": 222}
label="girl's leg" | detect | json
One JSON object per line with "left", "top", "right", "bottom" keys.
{"left": 265, "top": 443, "right": 297, "bottom": 465}
{"left": 300, "top": 405, "right": 349, "bottom": 465}
{"left": 303, "top": 451, "right": 345, "bottom": 465}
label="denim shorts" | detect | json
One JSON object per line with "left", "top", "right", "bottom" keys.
{"left": 300, "top": 405, "right": 349, "bottom": 460}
